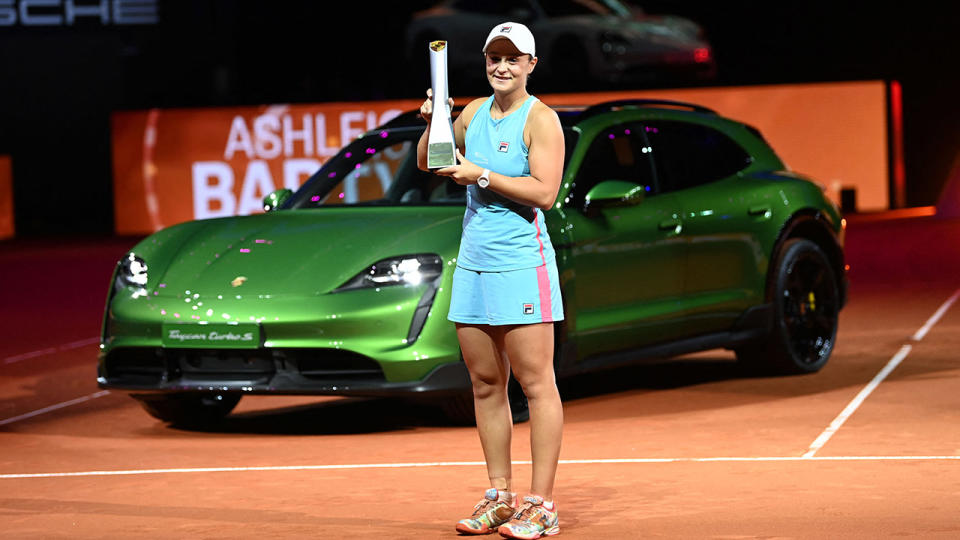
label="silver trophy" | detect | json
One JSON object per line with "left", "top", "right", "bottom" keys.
{"left": 427, "top": 40, "right": 457, "bottom": 169}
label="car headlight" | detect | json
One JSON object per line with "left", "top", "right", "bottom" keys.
{"left": 115, "top": 253, "right": 148, "bottom": 292}
{"left": 334, "top": 254, "right": 443, "bottom": 293}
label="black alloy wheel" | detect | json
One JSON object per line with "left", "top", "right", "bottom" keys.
{"left": 780, "top": 240, "right": 839, "bottom": 367}
{"left": 737, "top": 238, "right": 839, "bottom": 374}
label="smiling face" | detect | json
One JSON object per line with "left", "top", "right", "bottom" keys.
{"left": 484, "top": 38, "right": 537, "bottom": 94}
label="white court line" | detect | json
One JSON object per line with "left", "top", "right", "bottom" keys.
{"left": 803, "top": 288, "right": 960, "bottom": 458}
{"left": 913, "top": 289, "right": 960, "bottom": 341}
{"left": 0, "top": 391, "right": 111, "bottom": 427}
{"left": 2, "top": 455, "right": 959, "bottom": 480}
{"left": 3, "top": 336, "right": 100, "bottom": 365}
{"left": 803, "top": 345, "right": 912, "bottom": 458}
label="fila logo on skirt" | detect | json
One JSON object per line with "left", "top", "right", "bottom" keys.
{"left": 523, "top": 303, "right": 534, "bottom": 315}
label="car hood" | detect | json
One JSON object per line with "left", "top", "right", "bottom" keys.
{"left": 138, "top": 207, "right": 463, "bottom": 297}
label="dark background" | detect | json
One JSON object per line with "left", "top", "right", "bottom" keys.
{"left": 1, "top": 1, "right": 958, "bottom": 236}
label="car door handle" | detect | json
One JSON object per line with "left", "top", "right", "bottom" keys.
{"left": 658, "top": 219, "right": 682, "bottom": 233}
{"left": 748, "top": 205, "right": 772, "bottom": 217}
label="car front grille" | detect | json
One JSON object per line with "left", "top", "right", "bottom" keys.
{"left": 174, "top": 349, "right": 275, "bottom": 380}
{"left": 292, "top": 349, "right": 385, "bottom": 381}
{"left": 102, "top": 347, "right": 386, "bottom": 386}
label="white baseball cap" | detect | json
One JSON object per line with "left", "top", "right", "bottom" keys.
{"left": 483, "top": 22, "right": 536, "bottom": 57}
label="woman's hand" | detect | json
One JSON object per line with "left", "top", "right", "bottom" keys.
{"left": 436, "top": 149, "right": 483, "bottom": 185}
{"left": 420, "top": 88, "right": 454, "bottom": 124}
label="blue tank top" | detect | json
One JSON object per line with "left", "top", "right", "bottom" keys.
{"left": 457, "top": 95, "right": 556, "bottom": 272}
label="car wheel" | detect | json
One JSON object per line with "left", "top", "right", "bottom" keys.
{"left": 440, "top": 376, "right": 530, "bottom": 425}
{"left": 131, "top": 392, "right": 241, "bottom": 426}
{"left": 737, "top": 238, "right": 839, "bottom": 374}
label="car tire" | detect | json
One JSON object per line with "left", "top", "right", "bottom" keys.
{"left": 131, "top": 392, "right": 241, "bottom": 426}
{"left": 736, "top": 238, "right": 839, "bottom": 374}
{"left": 440, "top": 376, "right": 530, "bottom": 425}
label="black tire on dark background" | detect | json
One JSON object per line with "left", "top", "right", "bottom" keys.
{"left": 737, "top": 238, "right": 840, "bottom": 375}
{"left": 131, "top": 392, "right": 242, "bottom": 426}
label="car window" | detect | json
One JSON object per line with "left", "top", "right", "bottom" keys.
{"left": 643, "top": 120, "right": 753, "bottom": 193}
{"left": 286, "top": 134, "right": 465, "bottom": 209}
{"left": 565, "top": 122, "right": 657, "bottom": 210}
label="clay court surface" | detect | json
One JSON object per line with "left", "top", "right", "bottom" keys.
{"left": 2, "top": 212, "right": 959, "bottom": 538}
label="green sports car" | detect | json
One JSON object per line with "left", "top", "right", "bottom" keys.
{"left": 99, "top": 99, "right": 847, "bottom": 425}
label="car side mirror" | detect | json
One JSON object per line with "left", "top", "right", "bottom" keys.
{"left": 584, "top": 180, "right": 646, "bottom": 213}
{"left": 263, "top": 188, "right": 293, "bottom": 212}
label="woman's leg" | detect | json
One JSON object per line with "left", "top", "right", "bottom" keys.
{"left": 503, "top": 322, "right": 562, "bottom": 500}
{"left": 456, "top": 322, "right": 513, "bottom": 491}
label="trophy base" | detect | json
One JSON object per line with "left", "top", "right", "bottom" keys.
{"left": 427, "top": 142, "right": 457, "bottom": 169}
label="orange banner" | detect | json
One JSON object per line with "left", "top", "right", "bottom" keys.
{"left": 111, "top": 82, "right": 889, "bottom": 234}
{"left": 112, "top": 100, "right": 423, "bottom": 234}
{"left": 0, "top": 155, "right": 13, "bottom": 240}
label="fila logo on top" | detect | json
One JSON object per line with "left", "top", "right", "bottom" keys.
{"left": 498, "top": 141, "right": 509, "bottom": 152}
{"left": 523, "top": 303, "right": 534, "bottom": 315}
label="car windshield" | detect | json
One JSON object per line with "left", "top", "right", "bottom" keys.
{"left": 286, "top": 130, "right": 466, "bottom": 209}
{"left": 285, "top": 125, "right": 580, "bottom": 209}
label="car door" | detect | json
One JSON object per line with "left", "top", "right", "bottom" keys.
{"left": 561, "top": 121, "right": 687, "bottom": 361}
{"left": 643, "top": 119, "right": 766, "bottom": 334}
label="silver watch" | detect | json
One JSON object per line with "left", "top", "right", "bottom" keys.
{"left": 477, "top": 168, "right": 490, "bottom": 189}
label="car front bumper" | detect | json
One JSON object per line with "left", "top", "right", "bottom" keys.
{"left": 97, "top": 346, "right": 471, "bottom": 397}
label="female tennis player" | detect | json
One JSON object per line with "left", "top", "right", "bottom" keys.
{"left": 417, "top": 21, "right": 565, "bottom": 539}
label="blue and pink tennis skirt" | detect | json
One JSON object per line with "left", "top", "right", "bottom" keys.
{"left": 447, "top": 260, "right": 564, "bottom": 326}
